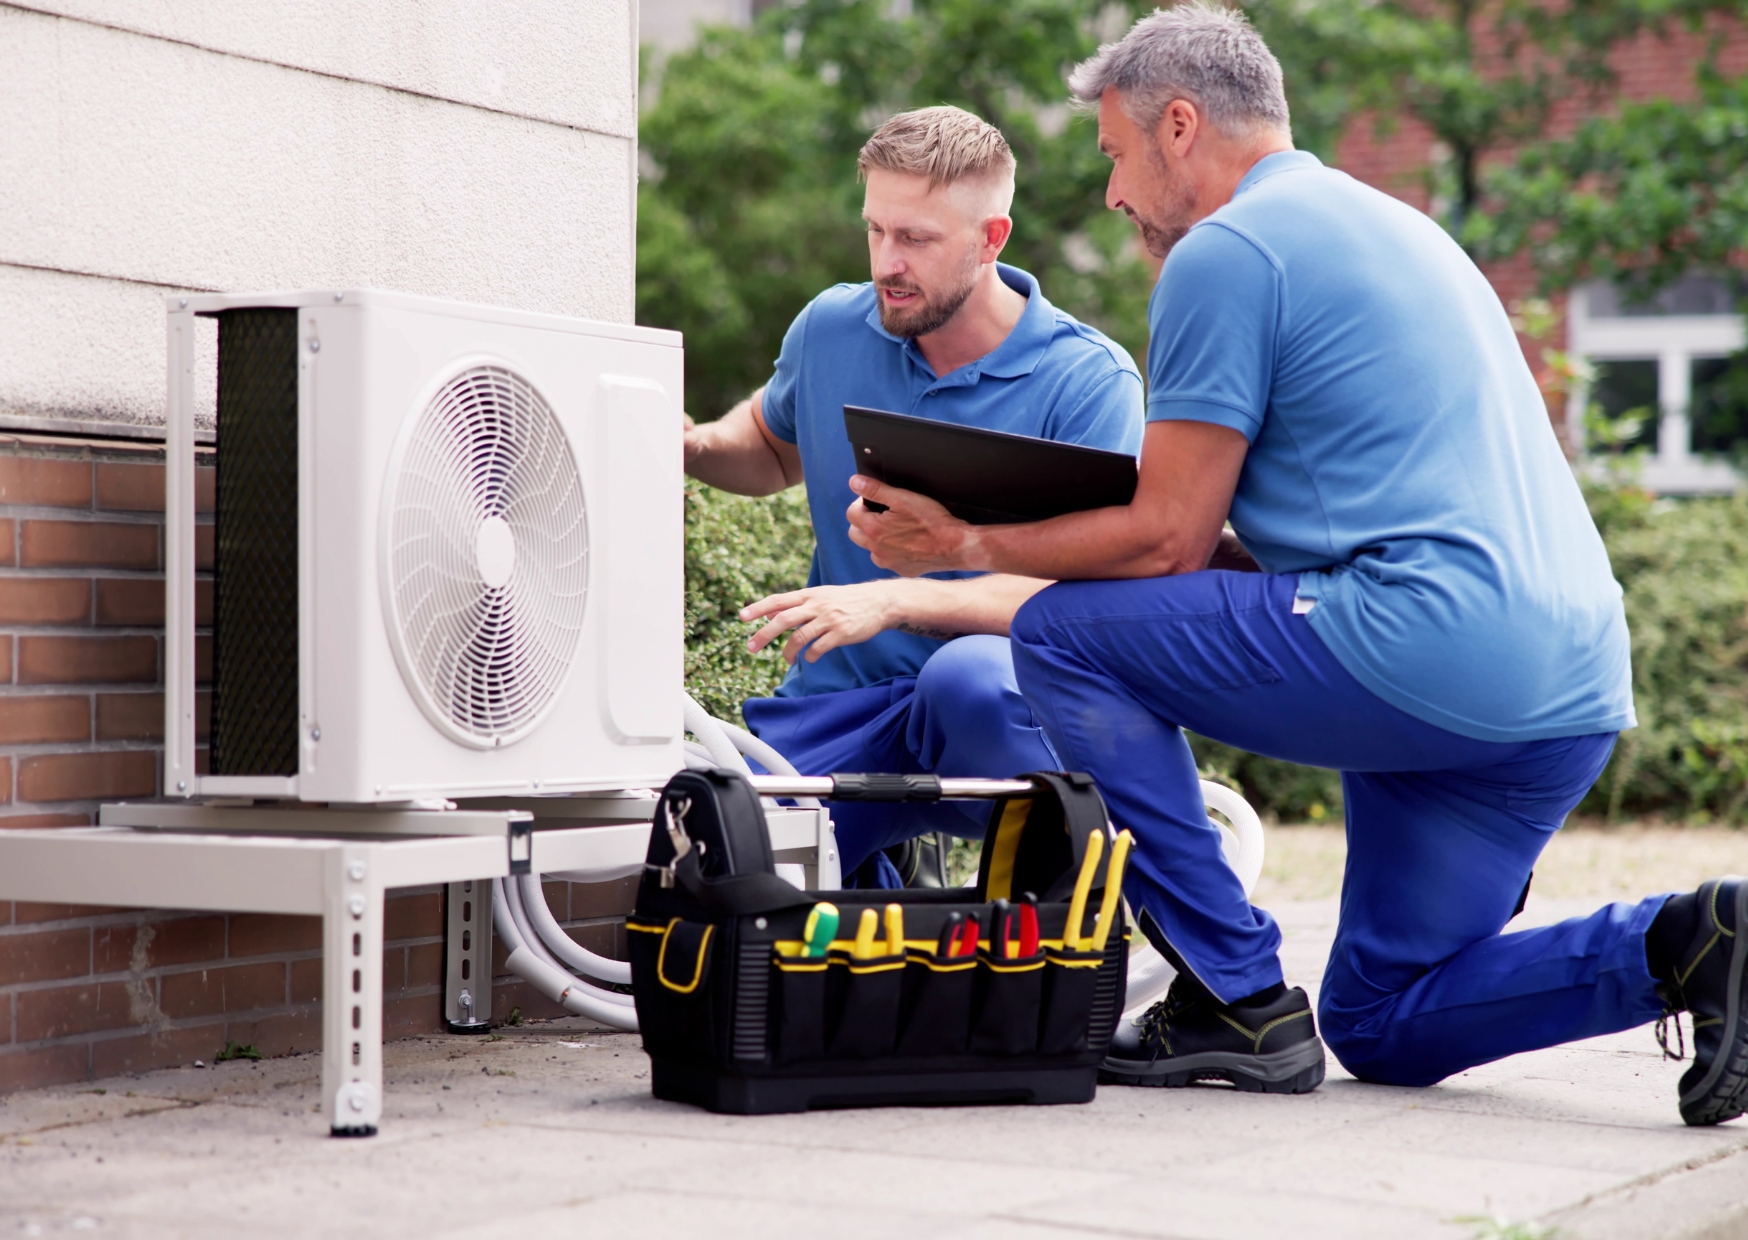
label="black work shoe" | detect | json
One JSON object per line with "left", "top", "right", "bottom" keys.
{"left": 1655, "top": 877, "right": 1748, "bottom": 1127}
{"left": 1100, "top": 977, "right": 1326, "bottom": 1093}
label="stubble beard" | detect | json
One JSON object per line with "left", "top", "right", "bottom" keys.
{"left": 876, "top": 243, "right": 983, "bottom": 339}
{"left": 1129, "top": 141, "right": 1200, "bottom": 260}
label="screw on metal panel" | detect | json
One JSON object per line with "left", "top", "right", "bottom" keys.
{"left": 333, "top": 292, "right": 344, "bottom": 302}
{"left": 176, "top": 780, "right": 187, "bottom": 791}
{"left": 311, "top": 726, "right": 321, "bottom": 741}
{"left": 307, "top": 338, "right": 320, "bottom": 353}
{"left": 348, "top": 861, "right": 366, "bottom": 882}
{"left": 348, "top": 895, "right": 366, "bottom": 918}
{"left": 178, "top": 298, "right": 188, "bottom": 309}
{"left": 348, "top": 1093, "right": 365, "bottom": 1112}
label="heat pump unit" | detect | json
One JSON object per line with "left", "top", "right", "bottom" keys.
{"left": 163, "top": 290, "right": 684, "bottom": 802}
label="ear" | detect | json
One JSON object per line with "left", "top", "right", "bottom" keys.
{"left": 1154, "top": 98, "right": 1201, "bottom": 161}
{"left": 980, "top": 213, "right": 1014, "bottom": 261}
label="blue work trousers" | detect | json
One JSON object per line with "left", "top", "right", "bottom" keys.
{"left": 743, "top": 635, "right": 1060, "bottom": 884}
{"left": 1011, "top": 571, "right": 1668, "bottom": 1087}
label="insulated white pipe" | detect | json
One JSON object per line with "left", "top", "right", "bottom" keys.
{"left": 500, "top": 878, "right": 635, "bottom": 1008}
{"left": 504, "top": 946, "right": 640, "bottom": 1030}
{"left": 517, "top": 871, "right": 632, "bottom": 985}
{"left": 683, "top": 695, "right": 749, "bottom": 771}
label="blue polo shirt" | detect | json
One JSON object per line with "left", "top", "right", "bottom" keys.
{"left": 761, "top": 263, "right": 1143, "bottom": 697}
{"left": 1147, "top": 150, "right": 1634, "bottom": 742}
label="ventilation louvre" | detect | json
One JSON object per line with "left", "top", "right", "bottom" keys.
{"left": 383, "top": 364, "right": 589, "bottom": 748}
{"left": 209, "top": 308, "right": 301, "bottom": 777}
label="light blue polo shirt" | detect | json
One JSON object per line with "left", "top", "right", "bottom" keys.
{"left": 1148, "top": 151, "right": 1634, "bottom": 743}
{"left": 762, "top": 263, "right": 1144, "bottom": 697}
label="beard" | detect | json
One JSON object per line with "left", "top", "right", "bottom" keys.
{"left": 875, "top": 244, "right": 982, "bottom": 338}
{"left": 1128, "top": 141, "right": 1201, "bottom": 259}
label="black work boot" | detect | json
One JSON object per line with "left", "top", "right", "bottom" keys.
{"left": 1100, "top": 973, "right": 1326, "bottom": 1094}
{"left": 1651, "top": 877, "right": 1748, "bottom": 1127}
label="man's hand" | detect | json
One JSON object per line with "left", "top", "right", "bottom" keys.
{"left": 741, "top": 582, "right": 900, "bottom": 665}
{"left": 844, "top": 477, "right": 985, "bottom": 577}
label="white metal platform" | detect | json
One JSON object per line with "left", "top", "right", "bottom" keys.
{"left": 0, "top": 797, "right": 838, "bottom": 1136}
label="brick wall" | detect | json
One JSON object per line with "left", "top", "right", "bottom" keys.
{"left": 0, "top": 434, "right": 634, "bottom": 1094}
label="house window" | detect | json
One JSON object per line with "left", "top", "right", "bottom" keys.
{"left": 1568, "top": 275, "right": 1746, "bottom": 493}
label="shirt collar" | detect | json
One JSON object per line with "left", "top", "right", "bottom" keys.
{"left": 1234, "top": 149, "right": 1322, "bottom": 198}
{"left": 862, "top": 263, "right": 1053, "bottom": 383}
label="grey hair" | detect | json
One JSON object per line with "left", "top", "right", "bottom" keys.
{"left": 1067, "top": 2, "right": 1290, "bottom": 138}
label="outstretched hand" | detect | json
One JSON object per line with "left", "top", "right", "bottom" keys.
{"left": 740, "top": 582, "right": 896, "bottom": 665}
{"left": 844, "top": 476, "right": 981, "bottom": 577}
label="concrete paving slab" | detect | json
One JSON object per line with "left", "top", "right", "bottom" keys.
{"left": 3, "top": 859, "right": 1747, "bottom": 1238}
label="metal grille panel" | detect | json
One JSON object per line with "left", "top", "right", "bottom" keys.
{"left": 210, "top": 309, "right": 300, "bottom": 777}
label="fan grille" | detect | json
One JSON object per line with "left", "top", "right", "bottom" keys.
{"left": 385, "top": 364, "right": 588, "bottom": 746}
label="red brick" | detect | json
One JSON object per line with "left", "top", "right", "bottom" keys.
{"left": 405, "top": 941, "right": 444, "bottom": 989}
{"left": 15, "top": 901, "right": 126, "bottom": 923}
{"left": 159, "top": 961, "right": 286, "bottom": 1018}
{"left": 16, "top": 979, "right": 156, "bottom": 1041}
{"left": 195, "top": 634, "right": 210, "bottom": 685}
{"left": 18, "top": 634, "right": 157, "bottom": 684}
{"left": 384, "top": 893, "right": 443, "bottom": 941}
{"left": 0, "top": 695, "right": 90, "bottom": 745}
{"left": 289, "top": 957, "right": 321, "bottom": 1004}
{"left": 566, "top": 920, "right": 626, "bottom": 961}
{"left": 0, "top": 1043, "right": 90, "bottom": 1093}
{"left": 0, "top": 811, "right": 92, "bottom": 829}
{"left": 0, "top": 991, "right": 9, "bottom": 1040}
{"left": 17, "top": 750, "right": 157, "bottom": 802}
{"left": 0, "top": 519, "right": 13, "bottom": 566}
{"left": 194, "top": 747, "right": 209, "bottom": 776}
{"left": 20, "top": 521, "right": 157, "bottom": 571}
{"left": 94, "top": 462, "right": 166, "bottom": 512}
{"left": 94, "top": 578, "right": 210, "bottom": 627}
{"left": 0, "top": 926, "right": 89, "bottom": 984}
{"left": 95, "top": 915, "right": 226, "bottom": 972}
{"left": 229, "top": 913, "right": 320, "bottom": 957}
{"left": 0, "top": 578, "right": 90, "bottom": 625}
{"left": 195, "top": 524, "right": 214, "bottom": 571}
{"left": 96, "top": 693, "right": 162, "bottom": 742}
{"left": 568, "top": 874, "right": 639, "bottom": 920}
{"left": 0, "top": 635, "right": 11, "bottom": 682}
{"left": 384, "top": 992, "right": 444, "bottom": 1039}
{"left": 226, "top": 1007, "right": 320, "bottom": 1058}
{"left": 381, "top": 947, "right": 405, "bottom": 993}
{"left": 196, "top": 468, "right": 215, "bottom": 514}
{"left": 540, "top": 879, "right": 567, "bottom": 921}
{"left": 0, "top": 755, "right": 8, "bottom": 803}
{"left": 491, "top": 978, "right": 566, "bottom": 1023}
{"left": 0, "top": 457, "right": 91, "bottom": 508}
{"left": 91, "top": 1024, "right": 219, "bottom": 1078}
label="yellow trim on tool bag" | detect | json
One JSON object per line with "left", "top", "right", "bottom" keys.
{"left": 1046, "top": 955, "right": 1104, "bottom": 969}
{"left": 983, "top": 797, "right": 1033, "bottom": 901}
{"left": 979, "top": 955, "right": 1046, "bottom": 974}
{"left": 903, "top": 949, "right": 977, "bottom": 973}
{"left": 774, "top": 955, "right": 828, "bottom": 973}
{"left": 626, "top": 921, "right": 666, "bottom": 935}
{"left": 656, "top": 918, "right": 713, "bottom": 994}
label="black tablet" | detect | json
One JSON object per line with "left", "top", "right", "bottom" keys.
{"left": 844, "top": 405, "right": 1138, "bottom": 525}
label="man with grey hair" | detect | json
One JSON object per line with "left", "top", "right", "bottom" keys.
{"left": 847, "top": 4, "right": 1746, "bottom": 1128}
{"left": 685, "top": 105, "right": 1143, "bottom": 888}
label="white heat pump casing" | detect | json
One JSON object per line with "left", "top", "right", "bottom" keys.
{"left": 163, "top": 290, "right": 685, "bottom": 803}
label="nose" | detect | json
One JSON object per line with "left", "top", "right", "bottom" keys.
{"left": 871, "top": 235, "right": 905, "bottom": 280}
{"left": 1105, "top": 168, "right": 1123, "bottom": 213}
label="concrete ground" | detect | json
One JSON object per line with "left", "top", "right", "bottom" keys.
{"left": 2, "top": 825, "right": 1745, "bottom": 1240}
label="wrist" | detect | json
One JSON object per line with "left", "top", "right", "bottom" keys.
{"left": 956, "top": 523, "right": 993, "bottom": 573}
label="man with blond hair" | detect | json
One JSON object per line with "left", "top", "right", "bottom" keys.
{"left": 684, "top": 105, "right": 1142, "bottom": 887}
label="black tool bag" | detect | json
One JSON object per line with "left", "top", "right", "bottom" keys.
{"left": 628, "top": 768, "right": 1129, "bottom": 1114}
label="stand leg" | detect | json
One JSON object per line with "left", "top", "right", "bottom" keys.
{"left": 814, "top": 810, "right": 841, "bottom": 890}
{"left": 443, "top": 880, "right": 493, "bottom": 1033}
{"left": 323, "top": 846, "right": 384, "bottom": 1136}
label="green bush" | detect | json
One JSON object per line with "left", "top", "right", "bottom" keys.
{"left": 684, "top": 483, "right": 816, "bottom": 724}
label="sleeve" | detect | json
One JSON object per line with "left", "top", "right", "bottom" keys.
{"left": 1050, "top": 365, "right": 1146, "bottom": 457}
{"left": 758, "top": 301, "right": 812, "bottom": 445}
{"left": 1145, "top": 223, "right": 1282, "bottom": 442}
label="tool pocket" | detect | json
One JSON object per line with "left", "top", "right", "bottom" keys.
{"left": 771, "top": 949, "right": 828, "bottom": 1065}
{"left": 825, "top": 949, "right": 905, "bottom": 1059}
{"left": 968, "top": 950, "right": 1046, "bottom": 1056}
{"left": 1038, "top": 947, "right": 1105, "bottom": 1055}
{"left": 629, "top": 917, "right": 717, "bottom": 1062}
{"left": 895, "top": 949, "right": 976, "bottom": 1058}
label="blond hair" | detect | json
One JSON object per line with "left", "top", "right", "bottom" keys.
{"left": 857, "top": 106, "right": 1017, "bottom": 206}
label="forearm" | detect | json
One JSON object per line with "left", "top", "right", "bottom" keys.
{"left": 958, "top": 503, "right": 1221, "bottom": 581}
{"left": 684, "top": 392, "right": 798, "bottom": 496}
{"left": 882, "top": 574, "right": 1052, "bottom": 639}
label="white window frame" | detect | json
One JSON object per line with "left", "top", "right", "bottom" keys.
{"left": 1568, "top": 282, "right": 1746, "bottom": 494}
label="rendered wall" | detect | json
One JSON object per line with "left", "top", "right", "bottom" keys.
{"left": 0, "top": 1, "right": 639, "bottom": 437}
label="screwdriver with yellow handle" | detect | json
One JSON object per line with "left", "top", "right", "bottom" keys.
{"left": 1090, "top": 830, "right": 1134, "bottom": 954}
{"left": 884, "top": 903, "right": 904, "bottom": 957}
{"left": 852, "top": 907, "right": 880, "bottom": 960}
{"left": 1062, "top": 828, "right": 1105, "bottom": 951}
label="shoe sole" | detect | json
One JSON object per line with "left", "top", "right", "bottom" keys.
{"left": 1680, "top": 879, "right": 1748, "bottom": 1127}
{"left": 1099, "top": 1037, "right": 1327, "bottom": 1095}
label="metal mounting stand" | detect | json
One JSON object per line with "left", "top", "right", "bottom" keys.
{"left": 0, "top": 796, "right": 837, "bottom": 1137}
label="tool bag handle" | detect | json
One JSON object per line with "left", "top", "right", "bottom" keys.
{"left": 644, "top": 769, "right": 815, "bottom": 917}
{"left": 975, "top": 772, "right": 1113, "bottom": 904}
